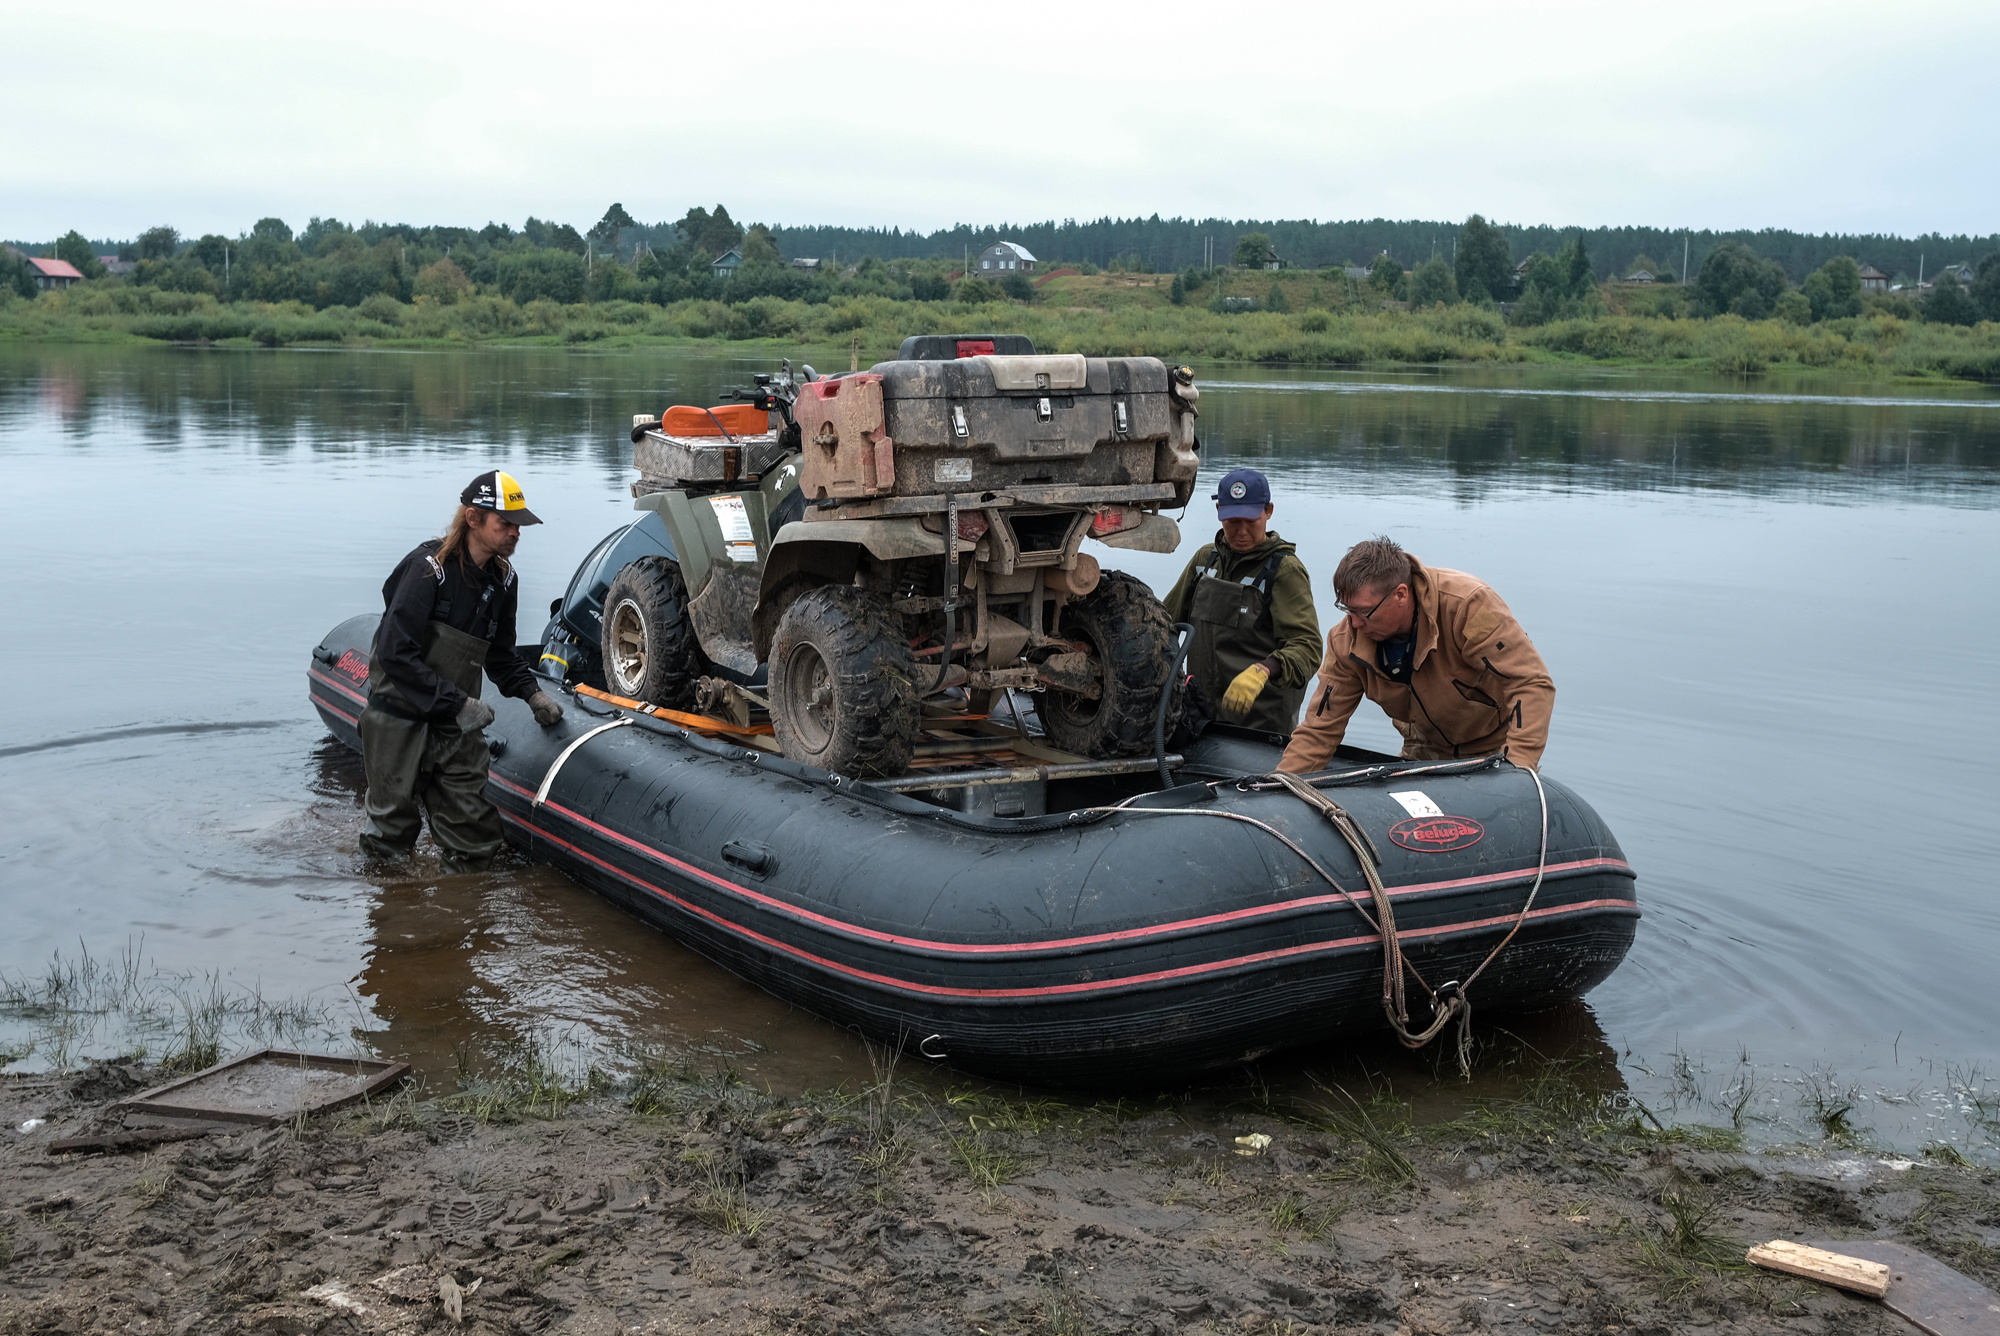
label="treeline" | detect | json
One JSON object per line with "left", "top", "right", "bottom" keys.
{"left": 1, "top": 206, "right": 969, "bottom": 313}
{"left": 767, "top": 216, "right": 1999, "bottom": 286}
{"left": 5, "top": 201, "right": 1996, "bottom": 377}
{"left": 11, "top": 279, "right": 1999, "bottom": 383}
{"left": 14, "top": 204, "right": 1999, "bottom": 294}
{"left": 1175, "top": 224, "right": 2000, "bottom": 331}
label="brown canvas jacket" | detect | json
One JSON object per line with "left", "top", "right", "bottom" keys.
{"left": 1277, "top": 555, "right": 1554, "bottom": 772}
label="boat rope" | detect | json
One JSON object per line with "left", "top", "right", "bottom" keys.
{"left": 1267, "top": 767, "right": 1550, "bottom": 1076}
{"left": 534, "top": 719, "right": 632, "bottom": 808}
{"left": 1091, "top": 764, "right": 1550, "bottom": 1077}
{"left": 1082, "top": 804, "right": 1383, "bottom": 925}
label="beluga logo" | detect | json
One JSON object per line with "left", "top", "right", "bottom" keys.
{"left": 1388, "top": 816, "right": 1485, "bottom": 853}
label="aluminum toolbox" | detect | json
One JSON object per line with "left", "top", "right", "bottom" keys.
{"left": 634, "top": 430, "right": 790, "bottom": 488}
{"left": 794, "top": 355, "right": 1197, "bottom": 503}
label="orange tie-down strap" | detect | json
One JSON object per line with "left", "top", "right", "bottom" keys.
{"left": 573, "top": 684, "right": 775, "bottom": 736}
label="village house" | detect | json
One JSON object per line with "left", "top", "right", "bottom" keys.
{"left": 711, "top": 248, "right": 743, "bottom": 279}
{"left": 976, "top": 241, "right": 1036, "bottom": 275}
{"left": 98, "top": 255, "right": 136, "bottom": 276}
{"left": 789, "top": 257, "right": 820, "bottom": 271}
{"left": 1622, "top": 269, "right": 1656, "bottom": 284}
{"left": 25, "top": 257, "right": 83, "bottom": 291}
{"left": 1857, "top": 264, "right": 1890, "bottom": 293}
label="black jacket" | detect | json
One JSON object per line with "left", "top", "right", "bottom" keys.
{"left": 375, "top": 540, "right": 538, "bottom": 720}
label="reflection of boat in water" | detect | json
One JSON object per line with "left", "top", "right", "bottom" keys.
{"left": 310, "top": 612, "right": 1638, "bottom": 1086}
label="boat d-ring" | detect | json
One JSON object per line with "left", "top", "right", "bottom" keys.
{"left": 918, "top": 1033, "right": 949, "bottom": 1060}
{"left": 534, "top": 718, "right": 633, "bottom": 807}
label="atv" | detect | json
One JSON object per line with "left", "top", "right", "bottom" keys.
{"left": 537, "top": 335, "right": 1202, "bottom": 778}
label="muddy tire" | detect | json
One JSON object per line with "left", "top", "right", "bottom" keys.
{"left": 601, "top": 557, "right": 709, "bottom": 710}
{"left": 769, "top": 585, "right": 920, "bottom": 778}
{"left": 1041, "top": 570, "right": 1175, "bottom": 759}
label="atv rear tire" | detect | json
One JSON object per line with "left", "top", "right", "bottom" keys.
{"left": 1040, "top": 570, "right": 1175, "bottom": 759}
{"left": 601, "top": 557, "right": 709, "bottom": 710}
{"left": 769, "top": 585, "right": 920, "bottom": 778}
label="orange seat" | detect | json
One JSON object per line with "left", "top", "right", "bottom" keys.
{"left": 660, "top": 403, "right": 770, "bottom": 437}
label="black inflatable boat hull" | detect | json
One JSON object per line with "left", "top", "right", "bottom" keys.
{"left": 311, "top": 614, "right": 1638, "bottom": 1086}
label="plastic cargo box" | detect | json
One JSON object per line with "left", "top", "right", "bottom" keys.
{"left": 793, "top": 354, "right": 1196, "bottom": 502}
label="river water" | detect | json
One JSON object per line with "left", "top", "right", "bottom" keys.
{"left": 2, "top": 345, "right": 1996, "bottom": 1145}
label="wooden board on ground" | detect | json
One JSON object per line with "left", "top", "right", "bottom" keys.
{"left": 1804, "top": 1238, "right": 2000, "bottom": 1336}
{"left": 119, "top": 1050, "right": 409, "bottom": 1125}
{"left": 1747, "top": 1239, "right": 1891, "bottom": 1296}
{"left": 48, "top": 1116, "right": 243, "bottom": 1155}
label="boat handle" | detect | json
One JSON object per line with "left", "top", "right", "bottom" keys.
{"left": 534, "top": 719, "right": 633, "bottom": 808}
{"left": 918, "top": 1034, "right": 948, "bottom": 1060}
{"left": 721, "top": 839, "right": 776, "bottom": 876}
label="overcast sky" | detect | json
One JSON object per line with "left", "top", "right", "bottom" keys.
{"left": 5, "top": 0, "right": 1995, "bottom": 245}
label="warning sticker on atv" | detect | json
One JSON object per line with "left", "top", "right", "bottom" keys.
{"left": 1389, "top": 816, "right": 1485, "bottom": 853}
{"left": 708, "top": 494, "right": 759, "bottom": 563}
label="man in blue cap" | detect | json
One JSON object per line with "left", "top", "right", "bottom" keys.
{"left": 1160, "top": 468, "right": 1322, "bottom": 738}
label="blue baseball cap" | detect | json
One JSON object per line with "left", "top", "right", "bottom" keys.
{"left": 1211, "top": 468, "right": 1271, "bottom": 519}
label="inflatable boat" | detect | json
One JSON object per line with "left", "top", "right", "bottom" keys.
{"left": 309, "top": 613, "right": 1638, "bottom": 1086}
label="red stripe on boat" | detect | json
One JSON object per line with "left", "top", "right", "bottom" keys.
{"left": 498, "top": 803, "right": 1631, "bottom": 1001}
{"left": 310, "top": 691, "right": 359, "bottom": 726}
{"left": 309, "top": 668, "right": 370, "bottom": 708}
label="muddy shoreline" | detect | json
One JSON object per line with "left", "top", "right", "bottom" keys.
{"left": 4, "top": 1059, "right": 1996, "bottom": 1336}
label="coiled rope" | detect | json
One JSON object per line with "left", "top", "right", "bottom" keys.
{"left": 1270, "top": 766, "right": 1550, "bottom": 1076}
{"left": 1088, "top": 763, "right": 1550, "bottom": 1077}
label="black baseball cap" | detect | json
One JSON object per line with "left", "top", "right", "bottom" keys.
{"left": 461, "top": 469, "right": 542, "bottom": 525}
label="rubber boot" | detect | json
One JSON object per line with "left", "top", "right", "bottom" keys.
{"left": 358, "top": 705, "right": 428, "bottom": 858}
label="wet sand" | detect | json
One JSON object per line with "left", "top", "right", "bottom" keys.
{"left": 5, "top": 1062, "right": 1994, "bottom": 1335}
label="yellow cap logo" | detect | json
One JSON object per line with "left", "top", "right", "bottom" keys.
{"left": 495, "top": 470, "right": 527, "bottom": 511}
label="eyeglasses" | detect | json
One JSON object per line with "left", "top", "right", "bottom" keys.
{"left": 1335, "top": 587, "right": 1398, "bottom": 621}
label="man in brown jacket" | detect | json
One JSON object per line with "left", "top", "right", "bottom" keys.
{"left": 1278, "top": 537, "right": 1553, "bottom": 773}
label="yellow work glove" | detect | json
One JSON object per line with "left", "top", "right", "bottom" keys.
{"left": 1220, "top": 663, "right": 1270, "bottom": 718}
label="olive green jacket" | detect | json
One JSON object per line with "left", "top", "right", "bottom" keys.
{"left": 1160, "top": 531, "right": 1323, "bottom": 692}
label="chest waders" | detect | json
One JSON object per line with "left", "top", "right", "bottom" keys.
{"left": 358, "top": 571, "right": 508, "bottom": 869}
{"left": 1186, "top": 549, "right": 1304, "bottom": 738}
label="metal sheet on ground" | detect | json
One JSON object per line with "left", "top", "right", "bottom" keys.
{"left": 1805, "top": 1239, "right": 2000, "bottom": 1336}
{"left": 119, "top": 1050, "right": 409, "bottom": 1125}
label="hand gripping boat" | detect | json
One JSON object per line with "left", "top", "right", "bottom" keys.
{"left": 310, "top": 338, "right": 1637, "bottom": 1085}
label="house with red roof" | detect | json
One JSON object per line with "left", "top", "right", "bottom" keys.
{"left": 25, "top": 257, "right": 84, "bottom": 291}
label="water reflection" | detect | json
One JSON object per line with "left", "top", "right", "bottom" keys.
{"left": 294, "top": 743, "right": 876, "bottom": 1092}
{"left": 2, "top": 345, "right": 1996, "bottom": 1149}
{"left": 1201, "top": 370, "right": 2000, "bottom": 497}
{"left": 4, "top": 345, "right": 1994, "bottom": 503}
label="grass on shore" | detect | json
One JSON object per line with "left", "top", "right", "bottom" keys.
{"left": 4, "top": 276, "right": 1997, "bottom": 380}
{"left": 0, "top": 940, "right": 345, "bottom": 1075}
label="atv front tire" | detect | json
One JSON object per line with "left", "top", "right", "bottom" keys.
{"left": 769, "top": 585, "right": 920, "bottom": 778}
{"left": 601, "top": 557, "right": 709, "bottom": 710}
{"left": 1040, "top": 570, "right": 1175, "bottom": 758}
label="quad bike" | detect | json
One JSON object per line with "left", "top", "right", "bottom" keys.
{"left": 537, "top": 335, "right": 1203, "bottom": 778}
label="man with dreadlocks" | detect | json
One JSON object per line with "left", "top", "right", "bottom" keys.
{"left": 358, "top": 470, "right": 566, "bottom": 870}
